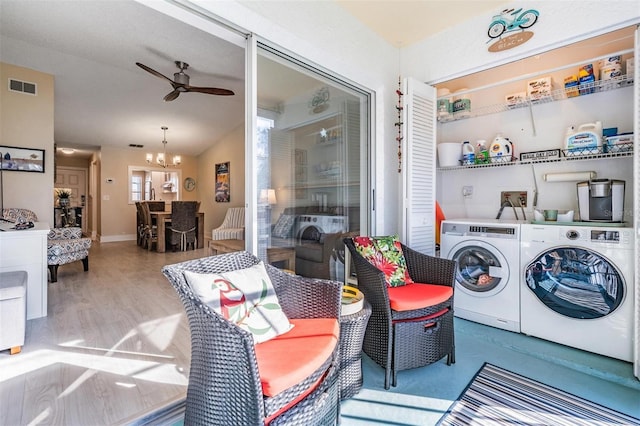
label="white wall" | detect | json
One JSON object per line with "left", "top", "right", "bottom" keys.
{"left": 404, "top": 0, "right": 640, "bottom": 84}
{"left": 0, "top": 62, "right": 55, "bottom": 225}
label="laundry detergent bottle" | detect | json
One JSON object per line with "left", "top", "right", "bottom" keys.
{"left": 461, "top": 141, "right": 475, "bottom": 165}
{"left": 490, "top": 134, "right": 513, "bottom": 163}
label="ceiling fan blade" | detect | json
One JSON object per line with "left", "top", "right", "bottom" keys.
{"left": 163, "top": 90, "right": 181, "bottom": 102}
{"left": 136, "top": 62, "right": 173, "bottom": 83}
{"left": 185, "top": 86, "right": 235, "bottom": 96}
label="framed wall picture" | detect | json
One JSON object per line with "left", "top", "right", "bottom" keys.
{"left": 0, "top": 145, "right": 45, "bottom": 173}
{"left": 215, "top": 162, "right": 230, "bottom": 202}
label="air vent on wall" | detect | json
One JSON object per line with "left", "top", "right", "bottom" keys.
{"left": 8, "top": 78, "right": 37, "bottom": 95}
{"left": 129, "top": 144, "right": 144, "bottom": 148}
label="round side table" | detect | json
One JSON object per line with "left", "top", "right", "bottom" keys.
{"left": 339, "top": 299, "right": 371, "bottom": 400}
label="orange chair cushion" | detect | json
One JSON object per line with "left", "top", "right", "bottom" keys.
{"left": 387, "top": 282, "right": 453, "bottom": 312}
{"left": 255, "top": 317, "right": 339, "bottom": 397}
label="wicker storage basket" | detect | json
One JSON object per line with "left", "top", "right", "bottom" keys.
{"left": 392, "top": 309, "right": 454, "bottom": 372}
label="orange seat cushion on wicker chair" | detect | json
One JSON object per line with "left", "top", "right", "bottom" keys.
{"left": 255, "top": 317, "right": 339, "bottom": 397}
{"left": 387, "top": 283, "right": 454, "bottom": 312}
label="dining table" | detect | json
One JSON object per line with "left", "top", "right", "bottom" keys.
{"left": 150, "top": 211, "right": 205, "bottom": 253}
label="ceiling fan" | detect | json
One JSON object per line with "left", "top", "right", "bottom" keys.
{"left": 136, "top": 60, "right": 234, "bottom": 102}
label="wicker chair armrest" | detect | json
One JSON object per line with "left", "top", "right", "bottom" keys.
{"left": 266, "top": 264, "right": 342, "bottom": 320}
{"left": 343, "top": 238, "right": 392, "bottom": 316}
{"left": 401, "top": 244, "right": 457, "bottom": 287}
{"left": 185, "top": 298, "right": 266, "bottom": 423}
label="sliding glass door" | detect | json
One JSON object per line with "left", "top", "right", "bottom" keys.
{"left": 253, "top": 43, "right": 370, "bottom": 282}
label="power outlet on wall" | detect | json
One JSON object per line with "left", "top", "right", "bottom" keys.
{"left": 501, "top": 191, "right": 527, "bottom": 207}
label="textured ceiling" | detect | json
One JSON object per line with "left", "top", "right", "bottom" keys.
{"left": 334, "top": 0, "right": 510, "bottom": 46}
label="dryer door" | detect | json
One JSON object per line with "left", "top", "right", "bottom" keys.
{"left": 448, "top": 240, "right": 510, "bottom": 297}
{"left": 523, "top": 246, "right": 625, "bottom": 319}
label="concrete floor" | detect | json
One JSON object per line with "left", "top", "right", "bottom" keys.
{"left": 340, "top": 317, "right": 640, "bottom": 425}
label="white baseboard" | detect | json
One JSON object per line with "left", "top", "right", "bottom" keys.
{"left": 99, "top": 234, "right": 136, "bottom": 243}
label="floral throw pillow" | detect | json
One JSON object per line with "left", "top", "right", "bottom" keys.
{"left": 353, "top": 235, "right": 414, "bottom": 287}
{"left": 184, "top": 262, "right": 293, "bottom": 343}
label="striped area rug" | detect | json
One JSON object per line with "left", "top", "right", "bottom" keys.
{"left": 439, "top": 363, "right": 640, "bottom": 426}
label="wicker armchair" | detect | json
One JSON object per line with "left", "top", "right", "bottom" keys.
{"left": 344, "top": 237, "right": 456, "bottom": 389}
{"left": 162, "top": 251, "right": 342, "bottom": 425}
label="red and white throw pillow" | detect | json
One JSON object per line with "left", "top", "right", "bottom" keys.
{"left": 185, "top": 262, "right": 293, "bottom": 343}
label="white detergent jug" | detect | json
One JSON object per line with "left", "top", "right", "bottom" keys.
{"left": 565, "top": 121, "right": 602, "bottom": 155}
{"left": 489, "top": 134, "right": 513, "bottom": 163}
{"left": 461, "top": 141, "right": 475, "bottom": 165}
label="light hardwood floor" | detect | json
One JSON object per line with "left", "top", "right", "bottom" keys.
{"left": 0, "top": 241, "right": 205, "bottom": 425}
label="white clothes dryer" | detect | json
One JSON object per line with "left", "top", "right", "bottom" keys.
{"left": 296, "top": 215, "right": 347, "bottom": 241}
{"left": 441, "top": 219, "right": 523, "bottom": 332}
{"left": 520, "top": 224, "right": 634, "bottom": 362}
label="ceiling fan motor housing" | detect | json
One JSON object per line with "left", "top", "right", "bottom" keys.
{"left": 174, "top": 72, "right": 189, "bottom": 87}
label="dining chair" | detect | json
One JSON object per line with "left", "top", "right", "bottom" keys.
{"left": 344, "top": 235, "right": 457, "bottom": 389}
{"left": 134, "top": 202, "right": 145, "bottom": 246}
{"left": 140, "top": 202, "right": 158, "bottom": 251}
{"left": 168, "top": 201, "right": 197, "bottom": 251}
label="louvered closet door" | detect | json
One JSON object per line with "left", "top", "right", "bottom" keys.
{"left": 401, "top": 78, "right": 437, "bottom": 256}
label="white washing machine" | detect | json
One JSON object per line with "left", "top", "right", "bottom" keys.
{"left": 441, "top": 219, "right": 523, "bottom": 332}
{"left": 520, "top": 224, "right": 634, "bottom": 362}
{"left": 296, "top": 215, "right": 347, "bottom": 241}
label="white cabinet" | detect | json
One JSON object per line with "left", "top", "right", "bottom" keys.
{"left": 0, "top": 222, "right": 50, "bottom": 319}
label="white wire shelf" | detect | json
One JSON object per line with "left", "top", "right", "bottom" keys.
{"left": 437, "top": 74, "right": 634, "bottom": 123}
{"left": 438, "top": 147, "right": 633, "bottom": 171}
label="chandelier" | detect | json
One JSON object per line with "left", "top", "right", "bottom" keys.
{"left": 146, "top": 126, "right": 181, "bottom": 168}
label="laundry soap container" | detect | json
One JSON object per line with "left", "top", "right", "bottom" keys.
{"left": 566, "top": 121, "right": 602, "bottom": 155}
{"left": 438, "top": 143, "right": 462, "bottom": 167}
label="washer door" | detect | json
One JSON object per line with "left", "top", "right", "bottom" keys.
{"left": 523, "top": 246, "right": 625, "bottom": 319}
{"left": 297, "top": 225, "right": 323, "bottom": 242}
{"left": 449, "top": 240, "right": 509, "bottom": 297}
